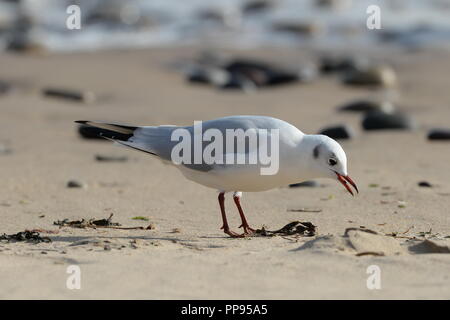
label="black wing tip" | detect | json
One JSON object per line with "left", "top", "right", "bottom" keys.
{"left": 75, "top": 120, "right": 89, "bottom": 124}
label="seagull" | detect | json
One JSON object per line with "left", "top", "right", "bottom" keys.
{"left": 76, "top": 115, "right": 358, "bottom": 237}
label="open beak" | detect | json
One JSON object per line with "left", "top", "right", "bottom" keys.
{"left": 335, "top": 172, "right": 359, "bottom": 196}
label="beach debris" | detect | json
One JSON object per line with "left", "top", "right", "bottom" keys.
{"left": 418, "top": 181, "right": 433, "bottom": 188}
{"left": 67, "top": 180, "right": 84, "bottom": 188}
{"left": 342, "top": 65, "right": 397, "bottom": 88}
{"left": 337, "top": 99, "right": 395, "bottom": 113}
{"left": 369, "top": 183, "right": 379, "bottom": 188}
{"left": 42, "top": 88, "right": 96, "bottom": 103}
{"left": 256, "top": 221, "right": 317, "bottom": 237}
{"left": 132, "top": 216, "right": 149, "bottom": 221}
{"left": 54, "top": 214, "right": 152, "bottom": 230}
{"left": 362, "top": 110, "right": 415, "bottom": 131}
{"left": 287, "top": 208, "right": 322, "bottom": 213}
{"left": 0, "top": 231, "right": 51, "bottom": 243}
{"left": 318, "top": 124, "right": 354, "bottom": 140}
{"left": 171, "top": 228, "right": 181, "bottom": 233}
{"left": 289, "top": 180, "right": 319, "bottom": 188}
{"left": 427, "top": 128, "right": 450, "bottom": 141}
{"left": 95, "top": 154, "right": 128, "bottom": 162}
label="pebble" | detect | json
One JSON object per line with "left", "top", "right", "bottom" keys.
{"left": 43, "top": 88, "right": 96, "bottom": 103}
{"left": 319, "top": 55, "right": 369, "bottom": 74}
{"left": 67, "top": 180, "right": 84, "bottom": 188}
{"left": 362, "top": 110, "right": 415, "bottom": 131}
{"left": 418, "top": 181, "right": 432, "bottom": 188}
{"left": 242, "top": 0, "right": 275, "bottom": 14}
{"left": 338, "top": 100, "right": 395, "bottom": 113}
{"left": 95, "top": 154, "right": 128, "bottom": 162}
{"left": 273, "top": 21, "right": 324, "bottom": 37}
{"left": 427, "top": 128, "right": 450, "bottom": 141}
{"left": 319, "top": 125, "right": 354, "bottom": 140}
{"left": 289, "top": 181, "right": 319, "bottom": 188}
{"left": 342, "top": 65, "right": 397, "bottom": 88}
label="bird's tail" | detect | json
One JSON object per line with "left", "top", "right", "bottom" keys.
{"left": 75, "top": 120, "right": 160, "bottom": 157}
{"left": 75, "top": 120, "right": 138, "bottom": 141}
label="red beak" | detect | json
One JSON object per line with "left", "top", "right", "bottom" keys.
{"left": 335, "top": 172, "right": 358, "bottom": 196}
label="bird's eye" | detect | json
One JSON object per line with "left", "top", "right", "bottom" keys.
{"left": 328, "top": 158, "right": 337, "bottom": 166}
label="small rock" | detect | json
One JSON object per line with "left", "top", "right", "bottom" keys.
{"left": 418, "top": 181, "right": 432, "bottom": 188}
{"left": 104, "top": 245, "right": 111, "bottom": 251}
{"left": 319, "top": 125, "right": 354, "bottom": 140}
{"left": 273, "top": 21, "right": 324, "bottom": 37}
{"left": 338, "top": 100, "right": 395, "bottom": 113}
{"left": 362, "top": 110, "right": 415, "bottom": 131}
{"left": 67, "top": 180, "right": 84, "bottom": 188}
{"left": 95, "top": 154, "right": 128, "bottom": 162}
{"left": 43, "top": 88, "right": 96, "bottom": 103}
{"left": 319, "top": 55, "right": 369, "bottom": 74}
{"left": 289, "top": 180, "right": 319, "bottom": 188}
{"left": 342, "top": 65, "right": 397, "bottom": 88}
{"left": 242, "top": 0, "right": 275, "bottom": 14}
{"left": 186, "top": 66, "right": 229, "bottom": 86}
{"left": 427, "top": 128, "right": 450, "bottom": 141}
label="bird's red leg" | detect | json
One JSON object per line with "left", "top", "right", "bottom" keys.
{"left": 233, "top": 193, "right": 255, "bottom": 235}
{"left": 218, "top": 192, "right": 242, "bottom": 238}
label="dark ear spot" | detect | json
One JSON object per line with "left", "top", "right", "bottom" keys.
{"left": 313, "top": 144, "right": 320, "bottom": 159}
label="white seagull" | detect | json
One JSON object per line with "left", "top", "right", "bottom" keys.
{"left": 76, "top": 115, "right": 358, "bottom": 237}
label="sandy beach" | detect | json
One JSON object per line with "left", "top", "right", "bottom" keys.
{"left": 0, "top": 47, "right": 449, "bottom": 299}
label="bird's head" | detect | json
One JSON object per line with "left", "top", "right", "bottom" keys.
{"left": 307, "top": 135, "right": 358, "bottom": 196}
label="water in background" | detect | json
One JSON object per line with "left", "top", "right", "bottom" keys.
{"left": 1, "top": 0, "right": 450, "bottom": 52}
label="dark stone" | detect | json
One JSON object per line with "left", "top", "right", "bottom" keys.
{"left": 223, "top": 59, "right": 300, "bottom": 87}
{"left": 218, "top": 73, "right": 257, "bottom": 91}
{"left": 67, "top": 180, "right": 84, "bottom": 188}
{"left": 418, "top": 181, "right": 432, "bottom": 188}
{"left": 362, "top": 110, "right": 415, "bottom": 131}
{"left": 289, "top": 181, "right": 319, "bottom": 188}
{"left": 95, "top": 154, "right": 128, "bottom": 162}
{"left": 43, "top": 88, "right": 95, "bottom": 103}
{"left": 319, "top": 55, "right": 369, "bottom": 74}
{"left": 319, "top": 125, "right": 354, "bottom": 140}
{"left": 242, "top": 0, "right": 274, "bottom": 14}
{"left": 338, "top": 100, "right": 395, "bottom": 113}
{"left": 427, "top": 129, "right": 450, "bottom": 141}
